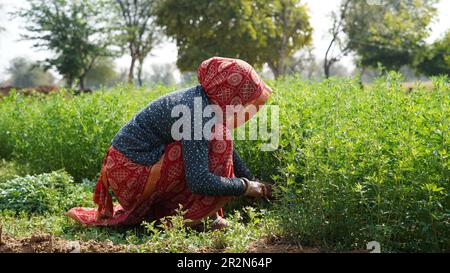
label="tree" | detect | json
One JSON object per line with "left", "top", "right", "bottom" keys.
{"left": 155, "top": 0, "right": 312, "bottom": 78}
{"left": 85, "top": 58, "right": 118, "bottom": 88}
{"left": 416, "top": 30, "right": 450, "bottom": 77}
{"left": 16, "top": 0, "right": 114, "bottom": 90}
{"left": 6, "top": 57, "right": 55, "bottom": 88}
{"left": 263, "top": 0, "right": 313, "bottom": 78}
{"left": 155, "top": 0, "right": 265, "bottom": 71}
{"left": 343, "top": 0, "right": 438, "bottom": 71}
{"left": 324, "top": 0, "right": 351, "bottom": 78}
{"left": 112, "top": 0, "right": 161, "bottom": 86}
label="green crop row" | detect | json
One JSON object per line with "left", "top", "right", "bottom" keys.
{"left": 0, "top": 84, "right": 170, "bottom": 181}
{"left": 238, "top": 73, "right": 449, "bottom": 252}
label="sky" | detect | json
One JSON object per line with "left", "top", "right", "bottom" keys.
{"left": 0, "top": 0, "right": 449, "bottom": 82}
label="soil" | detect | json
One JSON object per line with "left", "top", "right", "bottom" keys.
{"left": 0, "top": 234, "right": 369, "bottom": 253}
{"left": 247, "top": 238, "right": 369, "bottom": 253}
{"left": 0, "top": 234, "right": 130, "bottom": 253}
{"left": 246, "top": 239, "right": 321, "bottom": 253}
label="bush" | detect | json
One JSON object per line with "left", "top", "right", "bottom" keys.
{"left": 0, "top": 170, "right": 92, "bottom": 214}
{"left": 267, "top": 73, "right": 449, "bottom": 252}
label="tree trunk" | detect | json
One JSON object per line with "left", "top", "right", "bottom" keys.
{"left": 324, "top": 35, "right": 336, "bottom": 79}
{"left": 358, "top": 67, "right": 366, "bottom": 88}
{"left": 275, "top": 3, "right": 288, "bottom": 79}
{"left": 324, "top": 61, "right": 331, "bottom": 79}
{"left": 66, "top": 76, "right": 74, "bottom": 88}
{"left": 129, "top": 57, "right": 136, "bottom": 85}
{"left": 137, "top": 58, "right": 144, "bottom": 87}
{"left": 79, "top": 75, "right": 85, "bottom": 91}
{"left": 268, "top": 62, "right": 281, "bottom": 79}
{"left": 277, "top": 62, "right": 285, "bottom": 78}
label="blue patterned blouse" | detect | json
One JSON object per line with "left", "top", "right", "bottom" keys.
{"left": 111, "top": 85, "right": 254, "bottom": 196}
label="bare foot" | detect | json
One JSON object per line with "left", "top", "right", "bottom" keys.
{"left": 211, "top": 216, "right": 229, "bottom": 231}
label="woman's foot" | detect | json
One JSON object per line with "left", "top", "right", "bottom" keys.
{"left": 211, "top": 216, "right": 229, "bottom": 231}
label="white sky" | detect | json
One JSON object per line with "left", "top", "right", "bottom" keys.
{"left": 0, "top": 0, "right": 449, "bottom": 82}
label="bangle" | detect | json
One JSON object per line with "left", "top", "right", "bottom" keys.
{"left": 241, "top": 178, "right": 249, "bottom": 194}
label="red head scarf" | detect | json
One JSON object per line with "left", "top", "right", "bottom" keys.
{"left": 198, "top": 57, "right": 272, "bottom": 113}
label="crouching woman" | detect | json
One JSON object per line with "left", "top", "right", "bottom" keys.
{"left": 67, "top": 57, "right": 273, "bottom": 229}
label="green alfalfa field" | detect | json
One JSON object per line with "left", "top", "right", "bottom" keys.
{"left": 0, "top": 72, "right": 448, "bottom": 253}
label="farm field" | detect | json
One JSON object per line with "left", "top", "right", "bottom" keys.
{"left": 0, "top": 73, "right": 448, "bottom": 253}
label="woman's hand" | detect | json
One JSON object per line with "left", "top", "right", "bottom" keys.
{"left": 242, "top": 178, "right": 272, "bottom": 199}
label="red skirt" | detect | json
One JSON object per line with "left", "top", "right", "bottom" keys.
{"left": 67, "top": 143, "right": 232, "bottom": 226}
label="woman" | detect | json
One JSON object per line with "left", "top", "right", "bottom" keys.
{"left": 67, "top": 57, "right": 273, "bottom": 229}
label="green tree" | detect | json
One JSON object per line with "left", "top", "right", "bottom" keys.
{"left": 155, "top": 0, "right": 312, "bottom": 78}
{"left": 343, "top": 0, "right": 438, "bottom": 71}
{"left": 85, "top": 58, "right": 118, "bottom": 88}
{"left": 155, "top": 0, "right": 264, "bottom": 71}
{"left": 263, "top": 0, "right": 313, "bottom": 78}
{"left": 416, "top": 30, "right": 450, "bottom": 77}
{"left": 112, "top": 0, "right": 161, "bottom": 86}
{"left": 6, "top": 57, "right": 55, "bottom": 88}
{"left": 16, "top": 0, "right": 114, "bottom": 90}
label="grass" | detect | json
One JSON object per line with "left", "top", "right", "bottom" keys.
{"left": 0, "top": 73, "right": 449, "bottom": 252}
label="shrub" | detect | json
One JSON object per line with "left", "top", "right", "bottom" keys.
{"left": 268, "top": 74, "right": 449, "bottom": 252}
{"left": 0, "top": 170, "right": 92, "bottom": 214}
